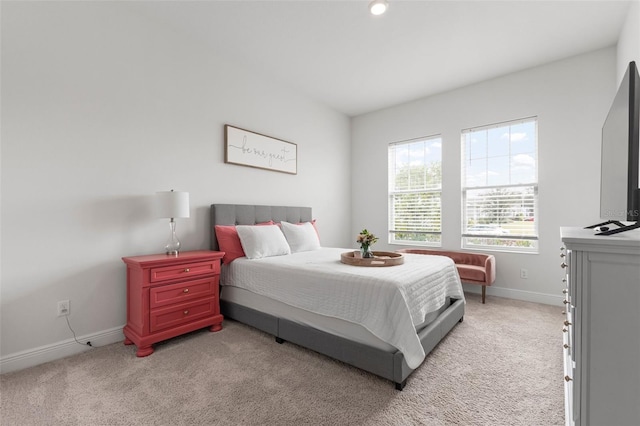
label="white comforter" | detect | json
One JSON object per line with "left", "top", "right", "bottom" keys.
{"left": 221, "top": 248, "right": 464, "bottom": 369}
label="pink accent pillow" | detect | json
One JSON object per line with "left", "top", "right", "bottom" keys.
{"left": 215, "top": 221, "right": 274, "bottom": 264}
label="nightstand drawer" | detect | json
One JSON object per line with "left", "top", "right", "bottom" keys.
{"left": 150, "top": 260, "right": 219, "bottom": 283}
{"left": 149, "top": 277, "right": 217, "bottom": 309}
{"left": 150, "top": 298, "right": 217, "bottom": 333}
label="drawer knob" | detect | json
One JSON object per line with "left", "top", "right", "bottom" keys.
{"left": 183, "top": 288, "right": 189, "bottom": 293}
{"left": 560, "top": 262, "right": 568, "bottom": 269}
{"left": 183, "top": 310, "right": 189, "bottom": 315}
{"left": 562, "top": 328, "right": 568, "bottom": 333}
{"left": 560, "top": 253, "right": 566, "bottom": 258}
{"left": 564, "top": 320, "right": 572, "bottom": 327}
{"left": 564, "top": 375, "right": 572, "bottom": 382}
{"left": 562, "top": 289, "right": 568, "bottom": 294}
{"left": 563, "top": 300, "right": 570, "bottom": 305}
{"left": 562, "top": 278, "right": 567, "bottom": 283}
{"left": 564, "top": 344, "right": 570, "bottom": 349}
{"left": 184, "top": 268, "right": 190, "bottom": 273}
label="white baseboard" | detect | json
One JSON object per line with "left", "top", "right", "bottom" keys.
{"left": 463, "top": 284, "right": 564, "bottom": 306}
{"left": 0, "top": 326, "right": 125, "bottom": 374}
{"left": 1, "top": 287, "right": 562, "bottom": 375}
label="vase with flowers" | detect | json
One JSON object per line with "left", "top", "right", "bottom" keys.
{"left": 356, "top": 229, "right": 378, "bottom": 258}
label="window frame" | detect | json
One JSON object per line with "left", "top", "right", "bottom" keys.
{"left": 461, "top": 117, "right": 539, "bottom": 254}
{"left": 388, "top": 135, "right": 443, "bottom": 247}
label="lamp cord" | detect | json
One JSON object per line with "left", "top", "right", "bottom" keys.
{"left": 65, "top": 315, "right": 92, "bottom": 347}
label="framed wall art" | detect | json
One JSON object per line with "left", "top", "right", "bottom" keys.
{"left": 224, "top": 125, "right": 297, "bottom": 175}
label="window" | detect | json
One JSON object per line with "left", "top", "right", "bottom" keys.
{"left": 461, "top": 118, "right": 538, "bottom": 252}
{"left": 388, "top": 136, "right": 442, "bottom": 246}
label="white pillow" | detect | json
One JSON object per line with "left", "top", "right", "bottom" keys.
{"left": 236, "top": 225, "right": 291, "bottom": 259}
{"left": 280, "top": 221, "right": 321, "bottom": 253}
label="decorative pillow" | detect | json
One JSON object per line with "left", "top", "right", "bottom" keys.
{"left": 236, "top": 225, "right": 291, "bottom": 259}
{"left": 300, "top": 219, "right": 319, "bottom": 239}
{"left": 215, "top": 221, "right": 273, "bottom": 264}
{"left": 276, "top": 220, "right": 319, "bottom": 237}
{"left": 281, "top": 221, "right": 321, "bottom": 253}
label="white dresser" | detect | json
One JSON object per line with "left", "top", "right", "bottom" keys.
{"left": 560, "top": 227, "right": 640, "bottom": 426}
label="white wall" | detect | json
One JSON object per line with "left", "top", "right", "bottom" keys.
{"left": 617, "top": 0, "right": 640, "bottom": 81}
{"left": 2, "top": 2, "right": 635, "bottom": 374}
{"left": 351, "top": 48, "right": 617, "bottom": 305}
{"left": 0, "top": 2, "right": 351, "bottom": 372}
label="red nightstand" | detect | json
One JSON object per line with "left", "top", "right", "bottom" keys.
{"left": 122, "top": 250, "right": 225, "bottom": 357}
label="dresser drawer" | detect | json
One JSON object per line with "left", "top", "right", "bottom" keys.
{"left": 150, "top": 298, "right": 217, "bottom": 333}
{"left": 149, "top": 277, "right": 217, "bottom": 309}
{"left": 150, "top": 260, "right": 219, "bottom": 283}
{"left": 564, "top": 309, "right": 574, "bottom": 359}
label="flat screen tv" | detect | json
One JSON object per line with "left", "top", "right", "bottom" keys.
{"left": 594, "top": 61, "right": 640, "bottom": 235}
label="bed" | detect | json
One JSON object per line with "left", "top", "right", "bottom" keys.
{"left": 210, "top": 204, "right": 465, "bottom": 390}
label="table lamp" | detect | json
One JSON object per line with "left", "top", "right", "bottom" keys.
{"left": 156, "top": 189, "right": 190, "bottom": 255}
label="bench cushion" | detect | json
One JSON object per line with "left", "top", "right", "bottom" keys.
{"left": 457, "top": 264, "right": 486, "bottom": 283}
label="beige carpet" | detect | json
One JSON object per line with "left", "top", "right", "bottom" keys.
{"left": 0, "top": 294, "right": 564, "bottom": 425}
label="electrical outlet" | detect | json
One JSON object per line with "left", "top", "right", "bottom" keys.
{"left": 520, "top": 268, "right": 528, "bottom": 279}
{"left": 57, "top": 300, "right": 70, "bottom": 317}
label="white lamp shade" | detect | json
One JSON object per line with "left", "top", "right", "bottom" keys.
{"left": 156, "top": 190, "right": 190, "bottom": 219}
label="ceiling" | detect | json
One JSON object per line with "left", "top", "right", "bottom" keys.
{"left": 133, "top": 0, "right": 632, "bottom": 117}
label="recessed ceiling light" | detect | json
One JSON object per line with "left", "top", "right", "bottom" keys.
{"left": 369, "top": 0, "right": 388, "bottom": 16}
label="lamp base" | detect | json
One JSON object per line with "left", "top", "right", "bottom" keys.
{"left": 165, "top": 219, "right": 181, "bottom": 255}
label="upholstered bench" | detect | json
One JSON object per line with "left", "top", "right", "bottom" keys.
{"left": 396, "top": 249, "right": 496, "bottom": 304}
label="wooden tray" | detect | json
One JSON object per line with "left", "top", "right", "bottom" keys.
{"left": 340, "top": 251, "right": 404, "bottom": 267}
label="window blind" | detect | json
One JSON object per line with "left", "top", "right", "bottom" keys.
{"left": 461, "top": 118, "right": 538, "bottom": 251}
{"left": 389, "top": 136, "right": 442, "bottom": 245}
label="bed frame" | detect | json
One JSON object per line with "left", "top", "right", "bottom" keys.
{"left": 210, "top": 204, "right": 465, "bottom": 390}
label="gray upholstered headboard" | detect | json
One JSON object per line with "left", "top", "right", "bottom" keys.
{"left": 210, "top": 204, "right": 312, "bottom": 251}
